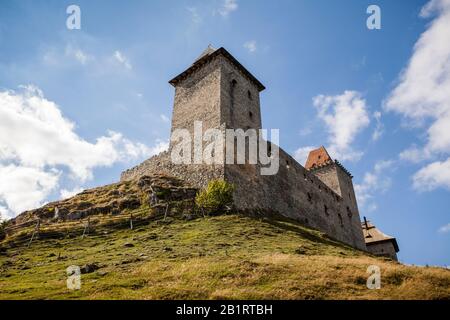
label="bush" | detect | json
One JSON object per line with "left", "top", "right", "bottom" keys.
{"left": 195, "top": 180, "right": 235, "bottom": 215}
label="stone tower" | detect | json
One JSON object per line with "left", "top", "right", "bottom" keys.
{"left": 168, "top": 45, "right": 265, "bottom": 141}
{"left": 305, "top": 146, "right": 362, "bottom": 244}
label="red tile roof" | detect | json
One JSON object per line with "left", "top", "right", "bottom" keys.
{"left": 305, "top": 146, "right": 333, "bottom": 170}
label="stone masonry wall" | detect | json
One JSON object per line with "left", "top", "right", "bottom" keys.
{"left": 366, "top": 241, "right": 398, "bottom": 261}
{"left": 225, "top": 147, "right": 367, "bottom": 250}
{"left": 170, "top": 55, "right": 223, "bottom": 143}
{"left": 218, "top": 55, "right": 262, "bottom": 131}
{"left": 120, "top": 151, "right": 224, "bottom": 189}
{"left": 309, "top": 163, "right": 364, "bottom": 250}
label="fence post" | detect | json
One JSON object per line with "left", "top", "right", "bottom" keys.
{"left": 163, "top": 203, "right": 169, "bottom": 221}
{"left": 81, "top": 217, "right": 90, "bottom": 239}
{"left": 130, "top": 212, "right": 133, "bottom": 230}
{"left": 27, "top": 218, "right": 40, "bottom": 248}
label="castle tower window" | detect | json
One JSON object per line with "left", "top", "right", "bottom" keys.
{"left": 324, "top": 205, "right": 329, "bottom": 216}
{"left": 346, "top": 206, "right": 352, "bottom": 218}
{"left": 229, "top": 79, "right": 237, "bottom": 126}
{"left": 338, "top": 213, "right": 343, "bottom": 227}
{"left": 307, "top": 192, "right": 312, "bottom": 203}
{"left": 247, "top": 90, "right": 253, "bottom": 100}
{"left": 249, "top": 111, "right": 253, "bottom": 119}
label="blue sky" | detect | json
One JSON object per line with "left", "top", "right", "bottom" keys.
{"left": 0, "top": 0, "right": 449, "bottom": 266}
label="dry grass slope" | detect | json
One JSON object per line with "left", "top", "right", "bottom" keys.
{"left": 1, "top": 214, "right": 449, "bottom": 300}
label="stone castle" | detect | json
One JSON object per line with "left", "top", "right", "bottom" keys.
{"left": 121, "top": 46, "right": 399, "bottom": 257}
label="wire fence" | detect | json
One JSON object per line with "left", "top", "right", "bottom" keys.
{"left": 1, "top": 203, "right": 194, "bottom": 249}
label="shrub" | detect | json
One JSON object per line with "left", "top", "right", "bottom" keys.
{"left": 195, "top": 180, "right": 235, "bottom": 215}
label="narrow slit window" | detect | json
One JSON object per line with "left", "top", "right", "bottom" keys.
{"left": 347, "top": 206, "right": 353, "bottom": 218}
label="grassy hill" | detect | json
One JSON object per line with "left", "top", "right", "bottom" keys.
{"left": 1, "top": 213, "right": 449, "bottom": 300}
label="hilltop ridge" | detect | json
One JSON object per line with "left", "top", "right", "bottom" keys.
{"left": 0, "top": 175, "right": 449, "bottom": 300}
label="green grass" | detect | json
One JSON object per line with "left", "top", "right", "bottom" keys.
{"left": 1, "top": 214, "right": 449, "bottom": 300}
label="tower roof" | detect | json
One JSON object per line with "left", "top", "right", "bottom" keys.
{"left": 305, "top": 146, "right": 333, "bottom": 170}
{"left": 169, "top": 46, "right": 265, "bottom": 91}
{"left": 361, "top": 220, "right": 399, "bottom": 252}
{"left": 193, "top": 44, "right": 217, "bottom": 64}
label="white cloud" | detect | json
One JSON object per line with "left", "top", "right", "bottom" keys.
{"left": 385, "top": 0, "right": 450, "bottom": 192}
{"left": 372, "top": 111, "right": 384, "bottom": 141}
{"left": 244, "top": 40, "right": 257, "bottom": 53}
{"left": 313, "top": 91, "right": 370, "bottom": 161}
{"left": 0, "top": 85, "right": 162, "bottom": 217}
{"left": 413, "top": 157, "right": 450, "bottom": 191}
{"left": 399, "top": 146, "right": 432, "bottom": 163}
{"left": 355, "top": 160, "right": 395, "bottom": 213}
{"left": 385, "top": 0, "right": 450, "bottom": 120}
{"left": 0, "top": 205, "right": 10, "bottom": 221}
{"left": 438, "top": 223, "right": 450, "bottom": 233}
{"left": 65, "top": 45, "right": 92, "bottom": 65}
{"left": 187, "top": 7, "right": 202, "bottom": 24}
{"left": 218, "top": 0, "right": 238, "bottom": 17}
{"left": 299, "top": 127, "right": 312, "bottom": 137}
{"left": 0, "top": 165, "right": 60, "bottom": 217}
{"left": 150, "top": 140, "right": 169, "bottom": 155}
{"left": 113, "top": 50, "right": 132, "bottom": 70}
{"left": 44, "top": 45, "right": 135, "bottom": 74}
{"left": 293, "top": 146, "right": 317, "bottom": 166}
{"left": 60, "top": 187, "right": 84, "bottom": 200}
{"left": 44, "top": 45, "right": 93, "bottom": 66}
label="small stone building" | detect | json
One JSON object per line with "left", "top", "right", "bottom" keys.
{"left": 362, "top": 218, "right": 399, "bottom": 261}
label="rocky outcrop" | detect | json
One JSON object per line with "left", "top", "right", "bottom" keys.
{"left": 10, "top": 174, "right": 198, "bottom": 226}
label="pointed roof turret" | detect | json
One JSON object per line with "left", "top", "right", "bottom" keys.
{"left": 193, "top": 44, "right": 217, "bottom": 64}
{"left": 305, "top": 146, "right": 333, "bottom": 170}
{"left": 169, "top": 46, "right": 265, "bottom": 91}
